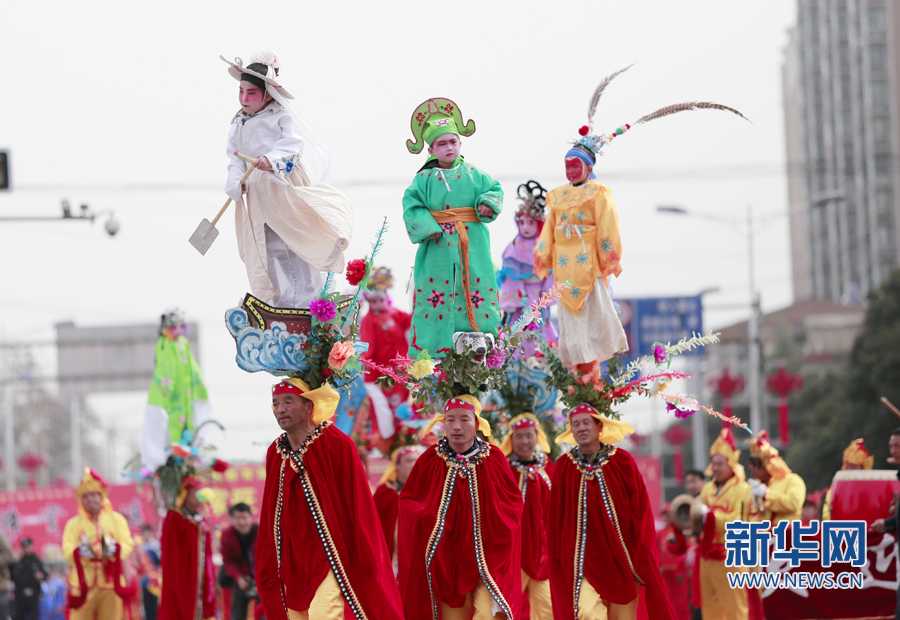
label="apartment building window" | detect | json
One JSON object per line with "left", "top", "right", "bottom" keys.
{"left": 872, "top": 116, "right": 890, "bottom": 140}
{"left": 875, "top": 154, "right": 893, "bottom": 178}
{"left": 867, "top": 6, "right": 886, "bottom": 33}
{"left": 869, "top": 44, "right": 886, "bottom": 70}
{"left": 876, "top": 189, "right": 893, "bottom": 215}
{"left": 871, "top": 81, "right": 888, "bottom": 107}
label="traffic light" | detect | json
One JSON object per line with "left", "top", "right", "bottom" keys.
{"left": 0, "top": 151, "right": 8, "bottom": 190}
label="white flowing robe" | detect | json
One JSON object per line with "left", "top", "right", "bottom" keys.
{"left": 225, "top": 104, "right": 352, "bottom": 306}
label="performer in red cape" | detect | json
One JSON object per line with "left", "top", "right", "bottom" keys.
{"left": 398, "top": 394, "right": 523, "bottom": 619}
{"left": 548, "top": 403, "right": 676, "bottom": 620}
{"left": 158, "top": 478, "right": 216, "bottom": 620}
{"left": 500, "top": 413, "right": 555, "bottom": 620}
{"left": 256, "top": 378, "right": 404, "bottom": 620}
{"left": 373, "top": 444, "right": 425, "bottom": 572}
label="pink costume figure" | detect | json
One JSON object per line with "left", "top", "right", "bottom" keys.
{"left": 497, "top": 181, "right": 557, "bottom": 358}
{"left": 359, "top": 267, "right": 412, "bottom": 439}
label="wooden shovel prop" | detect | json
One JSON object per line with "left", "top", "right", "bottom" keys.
{"left": 189, "top": 152, "right": 258, "bottom": 255}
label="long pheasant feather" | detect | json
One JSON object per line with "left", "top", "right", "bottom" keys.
{"left": 587, "top": 64, "right": 634, "bottom": 122}
{"left": 634, "top": 101, "right": 750, "bottom": 125}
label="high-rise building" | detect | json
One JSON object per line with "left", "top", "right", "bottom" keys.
{"left": 784, "top": 0, "right": 900, "bottom": 302}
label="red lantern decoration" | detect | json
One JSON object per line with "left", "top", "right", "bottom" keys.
{"left": 17, "top": 451, "right": 47, "bottom": 489}
{"left": 709, "top": 367, "right": 746, "bottom": 427}
{"left": 766, "top": 366, "right": 804, "bottom": 446}
{"left": 663, "top": 425, "right": 693, "bottom": 483}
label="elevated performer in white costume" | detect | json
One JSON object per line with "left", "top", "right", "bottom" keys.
{"left": 221, "top": 50, "right": 352, "bottom": 308}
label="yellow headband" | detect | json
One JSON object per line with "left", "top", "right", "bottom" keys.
{"left": 555, "top": 407, "right": 635, "bottom": 446}
{"left": 842, "top": 438, "right": 874, "bottom": 470}
{"left": 272, "top": 378, "right": 340, "bottom": 425}
{"left": 423, "top": 394, "right": 492, "bottom": 437}
{"left": 499, "top": 413, "right": 551, "bottom": 456}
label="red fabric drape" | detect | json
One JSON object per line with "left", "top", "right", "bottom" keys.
{"left": 548, "top": 448, "right": 677, "bottom": 620}
{"left": 507, "top": 458, "right": 554, "bottom": 582}
{"left": 158, "top": 510, "right": 216, "bottom": 620}
{"left": 398, "top": 442, "right": 523, "bottom": 620}
{"left": 373, "top": 482, "right": 400, "bottom": 561}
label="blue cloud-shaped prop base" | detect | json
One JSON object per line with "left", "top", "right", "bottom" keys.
{"left": 486, "top": 362, "right": 559, "bottom": 418}
{"left": 225, "top": 308, "right": 311, "bottom": 375}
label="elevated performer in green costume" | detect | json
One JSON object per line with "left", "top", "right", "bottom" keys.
{"left": 402, "top": 98, "right": 503, "bottom": 358}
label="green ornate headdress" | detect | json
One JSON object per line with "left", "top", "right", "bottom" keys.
{"left": 406, "top": 98, "right": 476, "bottom": 154}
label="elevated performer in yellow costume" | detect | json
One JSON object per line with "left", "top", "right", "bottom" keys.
{"left": 822, "top": 438, "right": 874, "bottom": 519}
{"left": 535, "top": 66, "right": 747, "bottom": 377}
{"left": 63, "top": 468, "right": 135, "bottom": 620}
{"left": 697, "top": 428, "right": 752, "bottom": 620}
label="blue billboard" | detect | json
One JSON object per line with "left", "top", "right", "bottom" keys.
{"left": 616, "top": 296, "right": 703, "bottom": 363}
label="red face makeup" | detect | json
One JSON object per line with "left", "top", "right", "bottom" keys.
{"left": 239, "top": 80, "right": 268, "bottom": 115}
{"left": 565, "top": 157, "right": 588, "bottom": 184}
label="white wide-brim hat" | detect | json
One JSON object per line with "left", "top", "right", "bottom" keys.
{"left": 220, "top": 55, "right": 294, "bottom": 100}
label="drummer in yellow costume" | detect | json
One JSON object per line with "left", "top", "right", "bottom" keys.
{"left": 747, "top": 430, "right": 806, "bottom": 526}
{"left": 697, "top": 428, "right": 752, "bottom": 620}
{"left": 62, "top": 468, "right": 135, "bottom": 620}
{"left": 822, "top": 438, "right": 874, "bottom": 520}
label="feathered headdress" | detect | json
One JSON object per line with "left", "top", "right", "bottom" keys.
{"left": 568, "top": 64, "right": 749, "bottom": 163}
{"left": 515, "top": 181, "right": 548, "bottom": 223}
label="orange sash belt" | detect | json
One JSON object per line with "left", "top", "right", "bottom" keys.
{"left": 429, "top": 207, "right": 481, "bottom": 331}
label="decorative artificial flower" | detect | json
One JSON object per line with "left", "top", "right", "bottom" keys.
{"left": 172, "top": 445, "right": 191, "bottom": 458}
{"left": 139, "top": 467, "right": 154, "bottom": 479}
{"left": 485, "top": 347, "right": 505, "bottom": 369}
{"left": 567, "top": 385, "right": 576, "bottom": 395}
{"left": 345, "top": 259, "right": 368, "bottom": 286}
{"left": 310, "top": 298, "right": 337, "bottom": 322}
{"left": 407, "top": 358, "right": 436, "bottom": 379}
{"left": 654, "top": 344, "right": 668, "bottom": 365}
{"left": 328, "top": 341, "right": 357, "bottom": 371}
{"left": 321, "top": 368, "right": 334, "bottom": 377}
{"left": 666, "top": 400, "right": 697, "bottom": 419}
{"left": 524, "top": 319, "right": 540, "bottom": 331}
{"left": 211, "top": 459, "right": 229, "bottom": 473}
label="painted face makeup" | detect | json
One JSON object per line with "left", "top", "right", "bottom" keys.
{"left": 517, "top": 214, "right": 540, "bottom": 239}
{"left": 565, "top": 157, "right": 589, "bottom": 184}
{"left": 428, "top": 134, "right": 461, "bottom": 169}
{"left": 239, "top": 80, "right": 269, "bottom": 115}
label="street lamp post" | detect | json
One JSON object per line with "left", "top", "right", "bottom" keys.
{"left": 657, "top": 205, "right": 765, "bottom": 435}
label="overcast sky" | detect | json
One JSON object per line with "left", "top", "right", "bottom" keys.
{"left": 0, "top": 1, "right": 797, "bottom": 474}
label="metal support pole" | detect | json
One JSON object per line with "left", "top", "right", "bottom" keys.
{"left": 3, "top": 382, "right": 15, "bottom": 491}
{"left": 691, "top": 355, "right": 708, "bottom": 470}
{"left": 70, "top": 396, "right": 82, "bottom": 483}
{"left": 747, "top": 205, "right": 763, "bottom": 434}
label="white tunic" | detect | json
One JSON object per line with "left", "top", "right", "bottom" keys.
{"left": 224, "top": 104, "right": 352, "bottom": 304}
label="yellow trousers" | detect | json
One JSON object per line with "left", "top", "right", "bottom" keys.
{"left": 521, "top": 570, "right": 553, "bottom": 620}
{"left": 577, "top": 578, "right": 638, "bottom": 620}
{"left": 288, "top": 570, "right": 344, "bottom": 620}
{"left": 699, "top": 558, "right": 748, "bottom": 620}
{"left": 439, "top": 581, "right": 507, "bottom": 619}
{"left": 69, "top": 588, "right": 122, "bottom": 620}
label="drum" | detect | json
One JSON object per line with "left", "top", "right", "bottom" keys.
{"left": 829, "top": 469, "right": 900, "bottom": 524}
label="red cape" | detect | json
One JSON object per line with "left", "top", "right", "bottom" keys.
{"left": 158, "top": 509, "right": 216, "bottom": 620}
{"left": 506, "top": 454, "right": 554, "bottom": 581}
{"left": 373, "top": 481, "right": 401, "bottom": 562}
{"left": 256, "top": 422, "right": 403, "bottom": 620}
{"left": 548, "top": 446, "right": 676, "bottom": 620}
{"left": 359, "top": 306, "right": 411, "bottom": 382}
{"left": 398, "top": 439, "right": 523, "bottom": 619}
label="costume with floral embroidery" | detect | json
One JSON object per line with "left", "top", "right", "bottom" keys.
{"left": 403, "top": 159, "right": 503, "bottom": 358}
{"left": 534, "top": 180, "right": 627, "bottom": 365}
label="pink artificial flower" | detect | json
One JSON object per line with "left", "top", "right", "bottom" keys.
{"left": 567, "top": 385, "right": 576, "bottom": 395}
{"left": 310, "top": 298, "right": 337, "bottom": 322}
{"left": 654, "top": 345, "right": 667, "bottom": 365}
{"left": 485, "top": 347, "right": 505, "bottom": 369}
{"left": 328, "top": 341, "right": 357, "bottom": 371}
